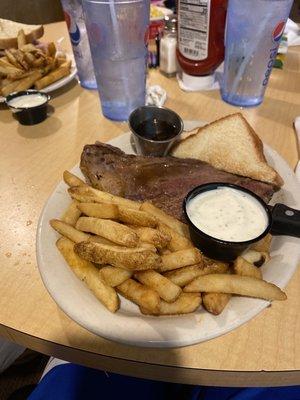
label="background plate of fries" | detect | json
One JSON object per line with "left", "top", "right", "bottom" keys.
{"left": 0, "top": 29, "right": 77, "bottom": 101}
{"left": 36, "top": 129, "right": 300, "bottom": 347}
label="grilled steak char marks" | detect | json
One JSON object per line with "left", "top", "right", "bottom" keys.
{"left": 80, "top": 142, "right": 277, "bottom": 222}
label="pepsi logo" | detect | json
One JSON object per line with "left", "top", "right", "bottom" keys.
{"left": 64, "top": 10, "right": 81, "bottom": 46}
{"left": 272, "top": 21, "right": 285, "bottom": 42}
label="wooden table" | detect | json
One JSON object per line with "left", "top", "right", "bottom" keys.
{"left": 0, "top": 22, "right": 299, "bottom": 387}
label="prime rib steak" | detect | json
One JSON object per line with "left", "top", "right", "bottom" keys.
{"left": 80, "top": 142, "right": 277, "bottom": 222}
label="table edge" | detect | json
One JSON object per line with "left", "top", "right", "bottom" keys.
{"left": 1, "top": 323, "right": 300, "bottom": 387}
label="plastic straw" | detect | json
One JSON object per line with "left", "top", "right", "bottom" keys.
{"left": 108, "top": 0, "right": 131, "bottom": 105}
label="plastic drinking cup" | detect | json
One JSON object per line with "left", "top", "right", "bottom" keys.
{"left": 83, "top": 0, "right": 150, "bottom": 121}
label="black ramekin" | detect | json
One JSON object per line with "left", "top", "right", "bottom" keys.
{"left": 183, "top": 182, "right": 272, "bottom": 262}
{"left": 5, "top": 90, "right": 50, "bottom": 125}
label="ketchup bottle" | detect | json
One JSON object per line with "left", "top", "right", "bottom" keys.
{"left": 177, "top": 0, "right": 227, "bottom": 76}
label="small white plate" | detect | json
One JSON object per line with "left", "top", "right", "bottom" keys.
{"left": 36, "top": 127, "right": 300, "bottom": 348}
{"left": 0, "top": 55, "right": 77, "bottom": 103}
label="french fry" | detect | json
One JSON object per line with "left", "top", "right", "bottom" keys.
{"left": 118, "top": 206, "right": 158, "bottom": 228}
{"left": 32, "top": 57, "right": 45, "bottom": 68}
{"left": 99, "top": 266, "right": 132, "bottom": 287}
{"left": 184, "top": 274, "right": 287, "bottom": 301}
{"left": 251, "top": 234, "right": 272, "bottom": 253}
{"left": 134, "top": 270, "right": 182, "bottom": 302}
{"left": 51, "top": 219, "right": 117, "bottom": 247}
{"left": 74, "top": 241, "right": 161, "bottom": 270}
{"left": 63, "top": 170, "right": 87, "bottom": 187}
{"left": 164, "top": 261, "right": 228, "bottom": 287}
{"left": 60, "top": 59, "right": 72, "bottom": 69}
{"left": 56, "top": 56, "right": 68, "bottom": 66}
{"left": 138, "top": 242, "right": 157, "bottom": 252}
{"left": 1, "top": 80, "right": 20, "bottom": 97}
{"left": 158, "top": 223, "right": 193, "bottom": 251}
{"left": 50, "top": 219, "right": 90, "bottom": 243}
{"left": 140, "top": 293, "right": 201, "bottom": 316}
{"left": 233, "top": 256, "right": 262, "bottom": 280}
{"left": 116, "top": 279, "right": 160, "bottom": 312}
{"left": 131, "top": 226, "right": 170, "bottom": 249}
{"left": 47, "top": 42, "right": 56, "bottom": 57}
{"left": 17, "top": 29, "right": 27, "bottom": 49}
{"left": 8, "top": 70, "right": 34, "bottom": 81}
{"left": 89, "top": 234, "right": 120, "bottom": 246}
{"left": 5, "top": 50, "right": 21, "bottom": 69}
{"left": 0, "top": 62, "right": 22, "bottom": 76}
{"left": 159, "top": 248, "right": 202, "bottom": 272}
{"left": 77, "top": 202, "right": 119, "bottom": 220}
{"left": 20, "top": 43, "right": 37, "bottom": 53}
{"left": 23, "top": 51, "right": 36, "bottom": 66}
{"left": 57, "top": 237, "right": 119, "bottom": 313}
{"left": 76, "top": 216, "right": 139, "bottom": 247}
{"left": 34, "top": 65, "right": 70, "bottom": 90}
{"left": 140, "top": 201, "right": 190, "bottom": 238}
{"left": 242, "top": 249, "right": 270, "bottom": 267}
{"left": 68, "top": 185, "right": 141, "bottom": 210}
{"left": 202, "top": 293, "right": 231, "bottom": 315}
{"left": 14, "top": 70, "right": 42, "bottom": 92}
{"left": 15, "top": 50, "right": 29, "bottom": 70}
{"left": 61, "top": 200, "right": 82, "bottom": 226}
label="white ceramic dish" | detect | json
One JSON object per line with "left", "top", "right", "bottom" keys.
{"left": 0, "top": 55, "right": 77, "bottom": 103}
{"left": 36, "top": 126, "right": 300, "bottom": 348}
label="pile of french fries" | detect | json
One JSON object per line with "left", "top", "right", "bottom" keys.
{"left": 50, "top": 170, "right": 286, "bottom": 316}
{"left": 0, "top": 29, "right": 71, "bottom": 97}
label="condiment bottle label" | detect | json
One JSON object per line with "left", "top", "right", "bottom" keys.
{"left": 178, "top": 0, "right": 211, "bottom": 61}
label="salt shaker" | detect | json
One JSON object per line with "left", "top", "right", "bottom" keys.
{"left": 159, "top": 14, "right": 178, "bottom": 77}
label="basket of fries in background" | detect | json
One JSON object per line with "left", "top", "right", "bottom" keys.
{"left": 0, "top": 29, "right": 72, "bottom": 98}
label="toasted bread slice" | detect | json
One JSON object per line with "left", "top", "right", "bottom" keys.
{"left": 0, "top": 18, "right": 44, "bottom": 49}
{"left": 171, "top": 113, "right": 283, "bottom": 187}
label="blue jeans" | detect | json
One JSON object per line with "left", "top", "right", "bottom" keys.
{"left": 28, "top": 363, "right": 300, "bottom": 400}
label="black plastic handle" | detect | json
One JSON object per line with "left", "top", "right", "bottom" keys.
{"left": 269, "top": 203, "right": 300, "bottom": 238}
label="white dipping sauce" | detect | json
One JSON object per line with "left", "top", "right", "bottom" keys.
{"left": 8, "top": 93, "right": 47, "bottom": 108}
{"left": 187, "top": 187, "right": 268, "bottom": 242}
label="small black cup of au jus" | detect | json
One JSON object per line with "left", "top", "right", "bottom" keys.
{"left": 129, "top": 105, "right": 184, "bottom": 156}
{"left": 5, "top": 90, "right": 51, "bottom": 125}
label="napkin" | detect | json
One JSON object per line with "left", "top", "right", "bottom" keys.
{"left": 284, "top": 19, "right": 300, "bottom": 47}
{"left": 146, "top": 85, "right": 167, "bottom": 106}
{"left": 294, "top": 117, "right": 300, "bottom": 182}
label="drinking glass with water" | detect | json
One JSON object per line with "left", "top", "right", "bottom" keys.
{"left": 83, "top": 0, "right": 150, "bottom": 121}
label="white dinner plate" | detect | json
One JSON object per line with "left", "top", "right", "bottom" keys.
{"left": 0, "top": 55, "right": 77, "bottom": 103}
{"left": 36, "top": 125, "right": 300, "bottom": 348}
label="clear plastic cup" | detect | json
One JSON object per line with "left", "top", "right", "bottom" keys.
{"left": 83, "top": 0, "right": 150, "bottom": 121}
{"left": 221, "top": 0, "right": 293, "bottom": 107}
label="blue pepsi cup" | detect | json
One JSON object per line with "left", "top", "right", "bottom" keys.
{"left": 221, "top": 0, "right": 294, "bottom": 107}
{"left": 83, "top": 0, "right": 150, "bottom": 121}
{"left": 60, "top": 0, "right": 97, "bottom": 90}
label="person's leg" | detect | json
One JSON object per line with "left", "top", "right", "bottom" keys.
{"left": 199, "top": 386, "right": 300, "bottom": 400}
{"left": 0, "top": 338, "right": 24, "bottom": 373}
{"left": 28, "top": 363, "right": 188, "bottom": 400}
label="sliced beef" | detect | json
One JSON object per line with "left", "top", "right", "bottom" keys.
{"left": 80, "top": 142, "right": 276, "bottom": 222}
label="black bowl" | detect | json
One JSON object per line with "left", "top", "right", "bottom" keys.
{"left": 183, "top": 183, "right": 272, "bottom": 262}
{"left": 5, "top": 90, "right": 50, "bottom": 125}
